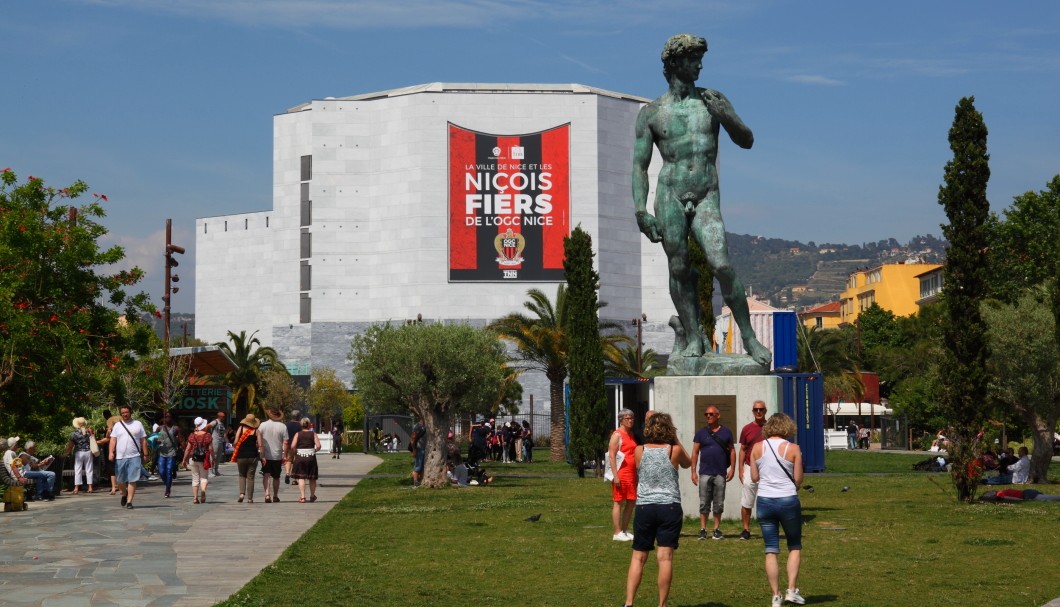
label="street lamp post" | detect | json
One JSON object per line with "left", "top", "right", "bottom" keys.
{"left": 163, "top": 219, "right": 185, "bottom": 344}
{"left": 631, "top": 313, "right": 647, "bottom": 373}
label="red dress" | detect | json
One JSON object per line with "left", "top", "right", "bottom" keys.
{"left": 611, "top": 427, "right": 638, "bottom": 501}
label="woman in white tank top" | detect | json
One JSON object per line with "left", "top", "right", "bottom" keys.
{"left": 750, "top": 413, "right": 805, "bottom": 607}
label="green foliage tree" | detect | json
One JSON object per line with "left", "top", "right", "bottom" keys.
{"left": 936, "top": 96, "right": 992, "bottom": 501}
{"left": 982, "top": 286, "right": 1058, "bottom": 483}
{"left": 564, "top": 227, "right": 609, "bottom": 473}
{"left": 0, "top": 169, "right": 155, "bottom": 436}
{"left": 309, "top": 367, "right": 356, "bottom": 428}
{"left": 214, "top": 330, "right": 285, "bottom": 419}
{"left": 259, "top": 367, "right": 304, "bottom": 417}
{"left": 350, "top": 322, "right": 507, "bottom": 487}
{"left": 986, "top": 175, "right": 1059, "bottom": 302}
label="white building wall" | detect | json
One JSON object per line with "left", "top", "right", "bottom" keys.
{"left": 197, "top": 84, "right": 675, "bottom": 397}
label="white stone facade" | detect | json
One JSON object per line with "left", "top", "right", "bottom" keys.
{"left": 196, "top": 83, "right": 673, "bottom": 407}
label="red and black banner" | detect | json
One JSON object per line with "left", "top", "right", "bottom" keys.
{"left": 449, "top": 123, "right": 570, "bottom": 282}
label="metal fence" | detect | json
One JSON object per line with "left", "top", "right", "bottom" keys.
{"left": 878, "top": 415, "right": 910, "bottom": 450}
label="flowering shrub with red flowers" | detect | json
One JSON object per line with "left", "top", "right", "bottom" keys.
{"left": 0, "top": 169, "right": 156, "bottom": 435}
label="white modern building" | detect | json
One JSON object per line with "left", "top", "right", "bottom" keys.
{"left": 196, "top": 83, "right": 682, "bottom": 407}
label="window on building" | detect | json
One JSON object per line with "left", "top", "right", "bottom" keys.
{"left": 815, "top": 317, "right": 823, "bottom": 329}
{"left": 300, "top": 155, "right": 312, "bottom": 182}
{"left": 300, "top": 200, "right": 312, "bottom": 227}
{"left": 300, "top": 229, "right": 311, "bottom": 259}
{"left": 300, "top": 261, "right": 311, "bottom": 291}
{"left": 868, "top": 269, "right": 881, "bottom": 284}
{"left": 300, "top": 293, "right": 311, "bottom": 324}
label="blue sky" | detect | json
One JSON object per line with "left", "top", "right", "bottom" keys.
{"left": 2, "top": 0, "right": 1058, "bottom": 313}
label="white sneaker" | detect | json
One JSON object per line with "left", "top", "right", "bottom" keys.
{"left": 785, "top": 589, "right": 805, "bottom": 605}
{"left": 771, "top": 595, "right": 782, "bottom": 607}
{"left": 612, "top": 532, "right": 633, "bottom": 541}
{"left": 622, "top": 531, "right": 634, "bottom": 541}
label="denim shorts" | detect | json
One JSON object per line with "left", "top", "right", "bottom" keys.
{"left": 632, "top": 503, "right": 683, "bottom": 552}
{"left": 756, "top": 495, "right": 802, "bottom": 554}
{"left": 698, "top": 474, "right": 727, "bottom": 514}
{"left": 114, "top": 457, "right": 143, "bottom": 485}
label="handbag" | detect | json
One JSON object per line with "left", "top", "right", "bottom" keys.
{"left": 603, "top": 432, "right": 624, "bottom": 481}
{"left": 88, "top": 431, "right": 100, "bottom": 456}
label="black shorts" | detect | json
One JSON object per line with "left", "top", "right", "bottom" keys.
{"left": 631, "top": 503, "right": 683, "bottom": 552}
{"left": 261, "top": 459, "right": 283, "bottom": 478}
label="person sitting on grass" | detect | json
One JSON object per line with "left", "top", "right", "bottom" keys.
{"left": 1007, "top": 447, "right": 1031, "bottom": 484}
{"left": 980, "top": 489, "right": 1060, "bottom": 502}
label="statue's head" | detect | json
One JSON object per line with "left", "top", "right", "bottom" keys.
{"left": 662, "top": 34, "right": 707, "bottom": 81}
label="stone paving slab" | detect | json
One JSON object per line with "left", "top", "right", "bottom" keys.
{"left": 1, "top": 452, "right": 381, "bottom": 607}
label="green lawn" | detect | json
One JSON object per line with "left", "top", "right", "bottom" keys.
{"left": 217, "top": 451, "right": 1060, "bottom": 607}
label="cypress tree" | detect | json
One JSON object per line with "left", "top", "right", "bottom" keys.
{"left": 936, "top": 96, "right": 991, "bottom": 501}
{"left": 564, "top": 226, "right": 609, "bottom": 473}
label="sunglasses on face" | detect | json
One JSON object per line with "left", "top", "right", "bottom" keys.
{"left": 752, "top": 408, "right": 766, "bottom": 412}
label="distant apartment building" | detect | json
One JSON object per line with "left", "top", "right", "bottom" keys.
{"left": 838, "top": 262, "right": 942, "bottom": 324}
{"left": 799, "top": 301, "right": 841, "bottom": 330}
{"left": 914, "top": 266, "right": 944, "bottom": 306}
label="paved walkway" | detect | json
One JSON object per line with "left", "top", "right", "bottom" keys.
{"left": 0, "top": 452, "right": 381, "bottom": 607}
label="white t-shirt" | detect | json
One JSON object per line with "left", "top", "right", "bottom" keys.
{"left": 112, "top": 420, "right": 147, "bottom": 459}
{"left": 258, "top": 419, "right": 289, "bottom": 460}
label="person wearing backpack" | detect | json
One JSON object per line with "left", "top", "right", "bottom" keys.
{"left": 181, "top": 417, "right": 212, "bottom": 504}
{"left": 155, "top": 412, "right": 182, "bottom": 498}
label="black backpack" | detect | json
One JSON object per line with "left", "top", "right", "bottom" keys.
{"left": 191, "top": 440, "right": 208, "bottom": 462}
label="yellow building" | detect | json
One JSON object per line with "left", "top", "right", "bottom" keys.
{"left": 800, "top": 301, "right": 842, "bottom": 330}
{"left": 839, "top": 263, "right": 942, "bottom": 324}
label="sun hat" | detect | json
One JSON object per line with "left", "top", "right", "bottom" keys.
{"left": 72, "top": 417, "right": 88, "bottom": 430}
{"left": 240, "top": 414, "right": 261, "bottom": 429}
{"left": 193, "top": 417, "right": 208, "bottom": 431}
{"left": 7, "top": 436, "right": 20, "bottom": 448}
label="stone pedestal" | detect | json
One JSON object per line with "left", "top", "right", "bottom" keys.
{"left": 653, "top": 374, "right": 782, "bottom": 521}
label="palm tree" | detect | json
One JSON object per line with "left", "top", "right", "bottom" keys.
{"left": 604, "top": 343, "right": 666, "bottom": 380}
{"left": 214, "top": 330, "right": 286, "bottom": 419}
{"left": 490, "top": 285, "right": 629, "bottom": 462}
{"left": 797, "top": 325, "right": 864, "bottom": 403}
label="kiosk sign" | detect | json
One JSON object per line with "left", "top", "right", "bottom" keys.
{"left": 173, "top": 386, "right": 230, "bottom": 414}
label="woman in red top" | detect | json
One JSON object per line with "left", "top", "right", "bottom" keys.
{"left": 182, "top": 417, "right": 212, "bottom": 504}
{"left": 608, "top": 409, "right": 639, "bottom": 541}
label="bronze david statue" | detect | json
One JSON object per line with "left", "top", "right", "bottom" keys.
{"left": 633, "top": 33, "right": 771, "bottom": 375}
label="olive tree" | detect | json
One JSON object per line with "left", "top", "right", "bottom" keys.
{"left": 350, "top": 322, "right": 507, "bottom": 488}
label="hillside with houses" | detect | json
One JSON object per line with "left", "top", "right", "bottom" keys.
{"left": 727, "top": 233, "right": 947, "bottom": 309}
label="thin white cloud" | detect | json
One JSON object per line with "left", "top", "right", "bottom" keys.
{"left": 75, "top": 0, "right": 748, "bottom": 30}
{"left": 557, "top": 53, "right": 606, "bottom": 74}
{"left": 784, "top": 74, "right": 843, "bottom": 86}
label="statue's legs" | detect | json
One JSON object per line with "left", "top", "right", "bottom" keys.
{"left": 691, "top": 206, "right": 772, "bottom": 367}
{"left": 657, "top": 188, "right": 705, "bottom": 357}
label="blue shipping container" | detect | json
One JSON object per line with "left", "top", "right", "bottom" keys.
{"left": 776, "top": 372, "right": 825, "bottom": 473}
